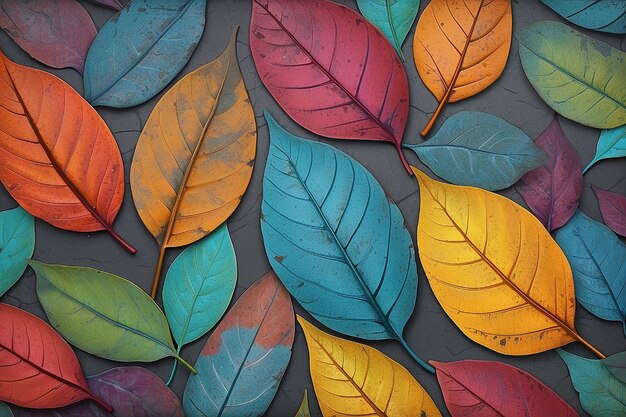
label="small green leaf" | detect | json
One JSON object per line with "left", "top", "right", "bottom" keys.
{"left": 31, "top": 261, "right": 196, "bottom": 373}
{"left": 558, "top": 349, "right": 626, "bottom": 417}
{"left": 295, "top": 389, "right": 311, "bottom": 417}
{"left": 583, "top": 126, "right": 626, "bottom": 174}
{"left": 516, "top": 21, "right": 626, "bottom": 129}
{"left": 0, "top": 207, "right": 34, "bottom": 297}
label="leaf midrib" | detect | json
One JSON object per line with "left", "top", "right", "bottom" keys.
{"left": 88, "top": 0, "right": 198, "bottom": 103}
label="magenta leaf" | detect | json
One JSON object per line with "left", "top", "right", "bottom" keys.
{"left": 517, "top": 114, "right": 582, "bottom": 232}
{"left": 593, "top": 186, "right": 626, "bottom": 237}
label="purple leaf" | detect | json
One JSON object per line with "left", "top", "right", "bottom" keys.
{"left": 85, "top": 0, "right": 124, "bottom": 11}
{"left": 593, "top": 186, "right": 626, "bottom": 237}
{"left": 12, "top": 367, "right": 183, "bottom": 417}
{"left": 517, "top": 114, "right": 582, "bottom": 232}
{"left": 0, "top": 0, "right": 97, "bottom": 73}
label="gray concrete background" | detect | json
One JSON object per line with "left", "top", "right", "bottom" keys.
{"left": 1, "top": 0, "right": 624, "bottom": 416}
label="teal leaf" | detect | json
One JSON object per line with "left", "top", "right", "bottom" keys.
{"left": 583, "top": 126, "right": 626, "bottom": 174}
{"left": 554, "top": 210, "right": 626, "bottom": 334}
{"left": 260, "top": 111, "right": 432, "bottom": 373}
{"left": 516, "top": 21, "right": 626, "bottom": 129}
{"left": 0, "top": 207, "right": 34, "bottom": 297}
{"left": 84, "top": 0, "right": 206, "bottom": 108}
{"left": 0, "top": 403, "right": 12, "bottom": 417}
{"left": 356, "top": 0, "right": 419, "bottom": 61}
{"left": 163, "top": 224, "right": 236, "bottom": 384}
{"left": 604, "top": 352, "right": 626, "bottom": 384}
{"left": 558, "top": 349, "right": 626, "bottom": 417}
{"left": 404, "top": 111, "right": 546, "bottom": 191}
{"left": 541, "top": 0, "right": 626, "bottom": 34}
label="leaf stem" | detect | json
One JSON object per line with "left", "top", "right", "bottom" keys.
{"left": 394, "top": 141, "right": 413, "bottom": 176}
{"left": 397, "top": 336, "right": 435, "bottom": 374}
{"left": 89, "top": 395, "right": 114, "bottom": 413}
{"left": 151, "top": 245, "right": 166, "bottom": 299}
{"left": 166, "top": 346, "right": 182, "bottom": 386}
{"left": 174, "top": 352, "right": 197, "bottom": 374}
{"left": 574, "top": 333, "right": 605, "bottom": 359}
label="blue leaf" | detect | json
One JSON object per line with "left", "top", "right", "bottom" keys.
{"left": 260, "top": 111, "right": 431, "bottom": 372}
{"left": 183, "top": 273, "right": 294, "bottom": 417}
{"left": 163, "top": 224, "right": 236, "bottom": 347}
{"left": 541, "top": 0, "right": 626, "bottom": 34}
{"left": 356, "top": 0, "right": 420, "bottom": 61}
{"left": 0, "top": 207, "right": 34, "bottom": 297}
{"left": 555, "top": 210, "right": 626, "bottom": 334}
{"left": 558, "top": 349, "right": 626, "bottom": 417}
{"left": 583, "top": 126, "right": 626, "bottom": 174}
{"left": 0, "top": 402, "right": 12, "bottom": 417}
{"left": 404, "top": 111, "right": 546, "bottom": 191}
{"left": 84, "top": 0, "right": 206, "bottom": 108}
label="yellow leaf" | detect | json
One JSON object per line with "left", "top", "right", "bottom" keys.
{"left": 298, "top": 316, "right": 442, "bottom": 417}
{"left": 411, "top": 167, "right": 604, "bottom": 358}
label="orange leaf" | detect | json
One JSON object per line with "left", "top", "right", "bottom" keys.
{"left": 0, "top": 51, "right": 134, "bottom": 253}
{"left": 413, "top": 0, "right": 512, "bottom": 135}
{"left": 130, "top": 27, "right": 256, "bottom": 298}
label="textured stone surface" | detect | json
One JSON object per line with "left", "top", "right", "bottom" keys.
{"left": 0, "top": 1, "right": 624, "bottom": 416}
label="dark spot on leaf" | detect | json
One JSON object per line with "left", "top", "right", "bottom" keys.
{"left": 275, "top": 255, "right": 284, "bottom": 263}
{"left": 138, "top": 7, "right": 146, "bottom": 12}
{"left": 255, "top": 31, "right": 265, "bottom": 39}
{"left": 500, "top": 338, "right": 507, "bottom": 346}
{"left": 247, "top": 160, "right": 255, "bottom": 167}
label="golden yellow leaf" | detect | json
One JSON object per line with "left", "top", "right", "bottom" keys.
{"left": 413, "top": 0, "right": 512, "bottom": 135}
{"left": 411, "top": 167, "right": 604, "bottom": 358}
{"left": 298, "top": 316, "right": 442, "bottom": 417}
{"left": 130, "top": 27, "right": 256, "bottom": 298}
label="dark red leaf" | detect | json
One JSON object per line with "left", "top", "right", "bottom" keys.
{"left": 517, "top": 114, "right": 582, "bottom": 232}
{"left": 592, "top": 185, "right": 626, "bottom": 237}
{"left": 0, "top": 303, "right": 110, "bottom": 411}
{"left": 0, "top": 0, "right": 97, "bottom": 73}
{"left": 431, "top": 360, "right": 579, "bottom": 417}
{"left": 249, "top": 0, "right": 411, "bottom": 173}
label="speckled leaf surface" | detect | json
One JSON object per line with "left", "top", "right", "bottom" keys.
{"left": 541, "top": 0, "right": 626, "bottom": 34}
{"left": 0, "top": 207, "right": 34, "bottom": 297}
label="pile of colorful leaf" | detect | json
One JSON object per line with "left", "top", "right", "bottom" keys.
{"left": 0, "top": 0, "right": 624, "bottom": 416}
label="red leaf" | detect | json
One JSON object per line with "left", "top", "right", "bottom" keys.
{"left": 249, "top": 0, "right": 411, "bottom": 173}
{"left": 592, "top": 185, "right": 626, "bottom": 237}
{"left": 0, "top": 0, "right": 97, "bottom": 73}
{"left": 431, "top": 360, "right": 579, "bottom": 417}
{"left": 0, "top": 51, "right": 135, "bottom": 253}
{"left": 0, "top": 303, "right": 110, "bottom": 411}
{"left": 517, "top": 114, "right": 582, "bottom": 232}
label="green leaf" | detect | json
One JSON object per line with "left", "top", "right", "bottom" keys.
{"left": 604, "top": 352, "right": 626, "bottom": 384}
{"left": 31, "top": 261, "right": 196, "bottom": 373}
{"left": 584, "top": 126, "right": 626, "bottom": 174}
{"left": 516, "top": 21, "right": 626, "bottom": 129}
{"left": 0, "top": 207, "right": 34, "bottom": 297}
{"left": 356, "top": 0, "right": 419, "bottom": 61}
{"left": 558, "top": 349, "right": 626, "bottom": 417}
{"left": 295, "top": 389, "right": 311, "bottom": 417}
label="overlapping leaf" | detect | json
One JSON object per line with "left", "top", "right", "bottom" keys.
{"left": 356, "top": 0, "right": 420, "bottom": 60}
{"left": 432, "top": 360, "right": 579, "bottom": 416}
{"left": 0, "top": 0, "right": 96, "bottom": 73}
{"left": 559, "top": 350, "right": 626, "bottom": 417}
{"left": 84, "top": 0, "right": 206, "bottom": 107}
{"left": 31, "top": 261, "right": 196, "bottom": 373}
{"left": 250, "top": 0, "right": 411, "bottom": 172}
{"left": 593, "top": 186, "right": 626, "bottom": 237}
{"left": 412, "top": 167, "right": 603, "bottom": 357}
{"left": 12, "top": 367, "right": 184, "bottom": 417}
{"left": 131, "top": 27, "right": 255, "bottom": 298}
{"left": 85, "top": 0, "right": 123, "bottom": 10}
{"left": 555, "top": 210, "right": 626, "bottom": 333}
{"left": 261, "top": 112, "right": 431, "bottom": 371}
{"left": 516, "top": 21, "right": 626, "bottom": 129}
{"left": 0, "top": 207, "right": 34, "bottom": 297}
{"left": 298, "top": 317, "right": 442, "bottom": 417}
{"left": 584, "top": 126, "right": 626, "bottom": 174}
{"left": 0, "top": 403, "right": 11, "bottom": 417}
{"left": 163, "top": 224, "right": 237, "bottom": 383}
{"left": 541, "top": 0, "right": 626, "bottom": 34}
{"left": 413, "top": 0, "right": 512, "bottom": 135}
{"left": 183, "top": 272, "right": 294, "bottom": 417}
{"left": 0, "top": 52, "right": 133, "bottom": 252}
{"left": 517, "top": 114, "right": 582, "bottom": 231}
{"left": 0, "top": 303, "right": 109, "bottom": 410}
{"left": 405, "top": 111, "right": 545, "bottom": 191}
{"left": 294, "top": 390, "right": 311, "bottom": 417}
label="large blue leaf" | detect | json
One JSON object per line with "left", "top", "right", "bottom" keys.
{"left": 555, "top": 210, "right": 626, "bottom": 334}
{"left": 583, "top": 126, "right": 626, "bottom": 174}
{"left": 356, "top": 0, "right": 420, "bottom": 61}
{"left": 541, "top": 0, "right": 626, "bottom": 34}
{"left": 0, "top": 207, "right": 34, "bottom": 297}
{"left": 404, "top": 111, "right": 546, "bottom": 191}
{"left": 183, "top": 272, "right": 294, "bottom": 417}
{"left": 83, "top": 0, "right": 206, "bottom": 108}
{"left": 260, "top": 111, "right": 429, "bottom": 370}
{"left": 558, "top": 349, "right": 626, "bottom": 417}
